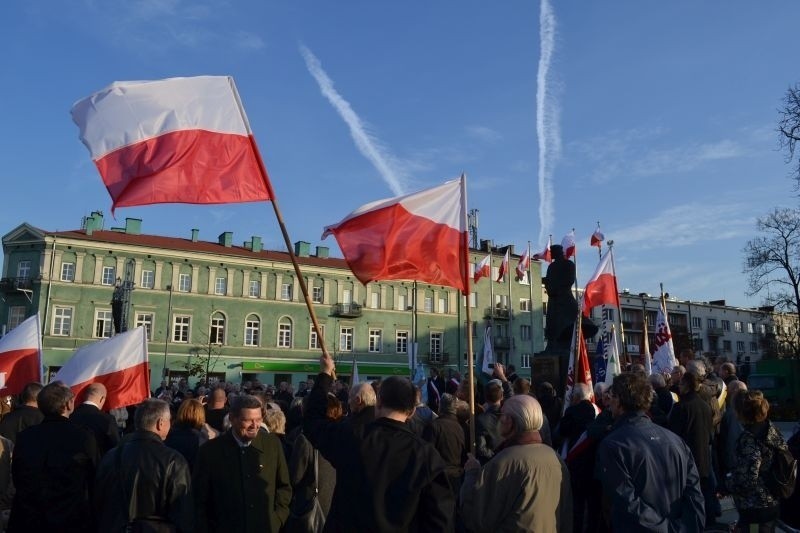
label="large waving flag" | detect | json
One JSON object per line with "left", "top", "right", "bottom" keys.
{"left": 532, "top": 236, "right": 552, "bottom": 262}
{"left": 71, "top": 76, "right": 273, "bottom": 213}
{"left": 482, "top": 326, "right": 495, "bottom": 376}
{"left": 590, "top": 226, "right": 604, "bottom": 248}
{"left": 0, "top": 315, "right": 42, "bottom": 396}
{"left": 55, "top": 327, "right": 149, "bottom": 410}
{"left": 582, "top": 249, "right": 619, "bottom": 316}
{"left": 561, "top": 230, "right": 576, "bottom": 260}
{"left": 474, "top": 255, "right": 491, "bottom": 283}
{"left": 651, "top": 302, "right": 677, "bottom": 374}
{"left": 516, "top": 245, "right": 531, "bottom": 280}
{"left": 323, "top": 177, "right": 469, "bottom": 293}
{"left": 496, "top": 249, "right": 510, "bottom": 282}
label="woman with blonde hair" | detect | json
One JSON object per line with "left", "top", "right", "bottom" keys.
{"left": 164, "top": 398, "right": 217, "bottom": 469}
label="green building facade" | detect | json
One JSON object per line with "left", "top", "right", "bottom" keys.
{"left": 0, "top": 212, "right": 544, "bottom": 389}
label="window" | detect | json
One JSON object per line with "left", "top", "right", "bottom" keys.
{"left": 496, "top": 295, "right": 509, "bottom": 311}
{"left": 8, "top": 306, "right": 25, "bottom": 330}
{"left": 397, "top": 293, "right": 407, "bottom": 311}
{"left": 248, "top": 279, "right": 261, "bottom": 298}
{"left": 281, "top": 283, "right": 292, "bottom": 301}
{"left": 758, "top": 324, "right": 766, "bottom": 334}
{"left": 278, "top": 318, "right": 293, "bottom": 348}
{"left": 309, "top": 324, "right": 325, "bottom": 350}
{"left": 371, "top": 292, "right": 380, "bottom": 309}
{"left": 747, "top": 322, "right": 754, "bottom": 334}
{"left": 210, "top": 313, "right": 225, "bottom": 345}
{"left": 622, "top": 309, "right": 637, "bottom": 324}
{"left": 102, "top": 266, "right": 116, "bottom": 285}
{"left": 692, "top": 316, "right": 702, "bottom": 329}
{"left": 214, "top": 277, "right": 227, "bottom": 295}
{"left": 736, "top": 340, "right": 745, "bottom": 353}
{"left": 339, "top": 327, "right": 353, "bottom": 352}
{"left": 430, "top": 332, "right": 443, "bottom": 359}
{"left": 438, "top": 298, "right": 448, "bottom": 314}
{"left": 521, "top": 325, "right": 532, "bottom": 341}
{"left": 135, "top": 313, "right": 153, "bottom": 341}
{"left": 466, "top": 292, "right": 477, "bottom": 308}
{"left": 342, "top": 289, "right": 352, "bottom": 304}
{"left": 173, "top": 316, "right": 190, "bottom": 343}
{"left": 312, "top": 286, "right": 323, "bottom": 304}
{"left": 749, "top": 341, "right": 758, "bottom": 353}
{"left": 178, "top": 273, "right": 191, "bottom": 292}
{"left": 722, "top": 340, "right": 732, "bottom": 353}
{"left": 61, "top": 262, "right": 75, "bottom": 282}
{"left": 722, "top": 320, "right": 731, "bottom": 332}
{"left": 519, "top": 271, "right": 530, "bottom": 285}
{"left": 520, "top": 299, "right": 531, "bottom": 312}
{"left": 52, "top": 306, "right": 73, "bottom": 336}
{"left": 520, "top": 353, "right": 531, "bottom": 369}
{"left": 245, "top": 315, "right": 261, "bottom": 346}
{"left": 396, "top": 330, "right": 409, "bottom": 354}
{"left": 734, "top": 321, "right": 743, "bottom": 332}
{"left": 369, "top": 329, "right": 382, "bottom": 353}
{"left": 424, "top": 297, "right": 433, "bottom": 313}
{"left": 693, "top": 338, "right": 704, "bottom": 352}
{"left": 16, "top": 260, "right": 31, "bottom": 279}
{"left": 707, "top": 318, "right": 717, "bottom": 329}
{"left": 140, "top": 270, "right": 154, "bottom": 289}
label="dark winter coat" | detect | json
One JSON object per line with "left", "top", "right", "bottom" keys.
{"left": 70, "top": 402, "right": 120, "bottom": 456}
{"left": 727, "top": 421, "right": 785, "bottom": 517}
{"left": 423, "top": 412, "right": 467, "bottom": 488}
{"left": 668, "top": 390, "right": 714, "bottom": 478}
{"left": 0, "top": 404, "right": 43, "bottom": 444}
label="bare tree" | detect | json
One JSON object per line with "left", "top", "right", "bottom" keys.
{"left": 744, "top": 207, "right": 800, "bottom": 356}
{"left": 778, "top": 84, "right": 800, "bottom": 189}
{"left": 183, "top": 327, "right": 223, "bottom": 383}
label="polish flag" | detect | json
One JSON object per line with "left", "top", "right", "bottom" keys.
{"left": 515, "top": 245, "right": 531, "bottom": 280}
{"left": 71, "top": 76, "right": 273, "bottom": 214}
{"left": 532, "top": 236, "right": 552, "bottom": 262}
{"left": 474, "top": 255, "right": 491, "bottom": 283}
{"left": 496, "top": 249, "right": 510, "bottom": 282}
{"left": 55, "top": 327, "right": 150, "bottom": 410}
{"left": 651, "top": 302, "right": 677, "bottom": 374}
{"left": 563, "top": 325, "right": 594, "bottom": 412}
{"left": 323, "top": 177, "right": 469, "bottom": 294}
{"left": 590, "top": 227, "right": 604, "bottom": 248}
{"left": 0, "top": 315, "right": 42, "bottom": 396}
{"left": 582, "top": 249, "right": 619, "bottom": 316}
{"left": 561, "top": 230, "right": 576, "bottom": 260}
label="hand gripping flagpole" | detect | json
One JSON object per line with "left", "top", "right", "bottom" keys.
{"left": 460, "top": 174, "right": 477, "bottom": 455}
{"left": 230, "top": 79, "right": 332, "bottom": 368}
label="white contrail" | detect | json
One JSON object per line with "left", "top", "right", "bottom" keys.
{"left": 300, "top": 44, "right": 406, "bottom": 196}
{"left": 536, "top": 0, "right": 560, "bottom": 246}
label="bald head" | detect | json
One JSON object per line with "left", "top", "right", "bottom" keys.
{"left": 83, "top": 383, "right": 107, "bottom": 407}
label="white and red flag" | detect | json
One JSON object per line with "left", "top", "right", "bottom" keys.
{"left": 561, "top": 230, "right": 576, "bottom": 260}
{"left": 564, "top": 325, "right": 594, "bottom": 411}
{"left": 323, "top": 177, "right": 469, "bottom": 294}
{"left": 532, "top": 236, "right": 552, "bottom": 262}
{"left": 474, "top": 255, "right": 491, "bottom": 283}
{"left": 590, "top": 227, "right": 604, "bottom": 248}
{"left": 0, "top": 315, "right": 42, "bottom": 396}
{"left": 515, "top": 245, "right": 531, "bottom": 279}
{"left": 651, "top": 302, "right": 677, "bottom": 374}
{"left": 71, "top": 76, "right": 273, "bottom": 214}
{"left": 582, "top": 249, "right": 619, "bottom": 316}
{"left": 55, "top": 327, "right": 150, "bottom": 410}
{"left": 496, "top": 249, "right": 510, "bottom": 282}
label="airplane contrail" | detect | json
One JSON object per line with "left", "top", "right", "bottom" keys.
{"left": 300, "top": 44, "right": 406, "bottom": 196}
{"left": 536, "top": 0, "right": 560, "bottom": 246}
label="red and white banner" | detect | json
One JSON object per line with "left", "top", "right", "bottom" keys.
{"left": 71, "top": 76, "right": 273, "bottom": 213}
{"left": 582, "top": 249, "right": 619, "bottom": 316}
{"left": 532, "top": 236, "right": 552, "bottom": 262}
{"left": 496, "top": 249, "right": 510, "bottom": 282}
{"left": 561, "top": 230, "right": 576, "bottom": 260}
{"left": 652, "top": 302, "right": 677, "bottom": 374}
{"left": 323, "top": 177, "right": 469, "bottom": 293}
{"left": 564, "top": 325, "right": 594, "bottom": 411}
{"left": 0, "top": 315, "right": 42, "bottom": 396}
{"left": 474, "top": 255, "right": 491, "bottom": 283}
{"left": 590, "top": 227, "right": 604, "bottom": 248}
{"left": 516, "top": 245, "right": 531, "bottom": 279}
{"left": 54, "top": 327, "right": 150, "bottom": 410}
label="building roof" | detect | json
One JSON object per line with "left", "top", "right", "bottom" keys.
{"left": 47, "top": 229, "right": 350, "bottom": 269}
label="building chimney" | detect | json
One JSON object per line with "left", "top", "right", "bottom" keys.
{"left": 251, "top": 236, "right": 262, "bottom": 253}
{"left": 218, "top": 232, "right": 233, "bottom": 247}
{"left": 125, "top": 218, "right": 142, "bottom": 235}
{"left": 191, "top": 229, "right": 199, "bottom": 242}
{"left": 294, "top": 241, "right": 310, "bottom": 257}
{"left": 315, "top": 246, "right": 329, "bottom": 259}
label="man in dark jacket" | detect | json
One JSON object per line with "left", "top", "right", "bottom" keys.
{"left": 346, "top": 382, "right": 376, "bottom": 437}
{"left": 194, "top": 394, "right": 291, "bottom": 533}
{"left": 94, "top": 398, "right": 192, "bottom": 532}
{"left": 596, "top": 372, "right": 705, "bottom": 531}
{"left": 70, "top": 382, "right": 120, "bottom": 456}
{"left": 8, "top": 381, "right": 99, "bottom": 533}
{"left": 0, "top": 382, "right": 43, "bottom": 444}
{"left": 474, "top": 381, "right": 503, "bottom": 464}
{"left": 304, "top": 353, "right": 454, "bottom": 531}
{"left": 423, "top": 393, "right": 466, "bottom": 494}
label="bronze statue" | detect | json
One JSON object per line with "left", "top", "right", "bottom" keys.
{"left": 544, "top": 244, "right": 578, "bottom": 354}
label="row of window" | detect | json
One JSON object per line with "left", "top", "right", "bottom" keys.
{"left": 690, "top": 317, "right": 766, "bottom": 335}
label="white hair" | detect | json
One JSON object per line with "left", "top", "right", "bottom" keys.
{"left": 502, "top": 395, "right": 544, "bottom": 433}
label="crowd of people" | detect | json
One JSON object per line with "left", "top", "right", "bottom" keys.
{"left": 0, "top": 348, "right": 796, "bottom": 532}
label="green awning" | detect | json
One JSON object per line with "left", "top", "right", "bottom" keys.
{"left": 241, "top": 360, "right": 410, "bottom": 376}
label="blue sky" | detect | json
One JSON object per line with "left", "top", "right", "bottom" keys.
{"left": 1, "top": 1, "right": 798, "bottom": 308}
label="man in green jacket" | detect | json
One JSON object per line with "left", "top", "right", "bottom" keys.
{"left": 193, "top": 395, "right": 291, "bottom": 533}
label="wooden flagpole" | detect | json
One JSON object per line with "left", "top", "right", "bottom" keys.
{"left": 607, "top": 243, "right": 628, "bottom": 367}
{"left": 506, "top": 247, "right": 513, "bottom": 368}
{"left": 527, "top": 242, "right": 535, "bottom": 363}
{"left": 595, "top": 221, "right": 602, "bottom": 260}
{"left": 459, "top": 175, "right": 477, "bottom": 455}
